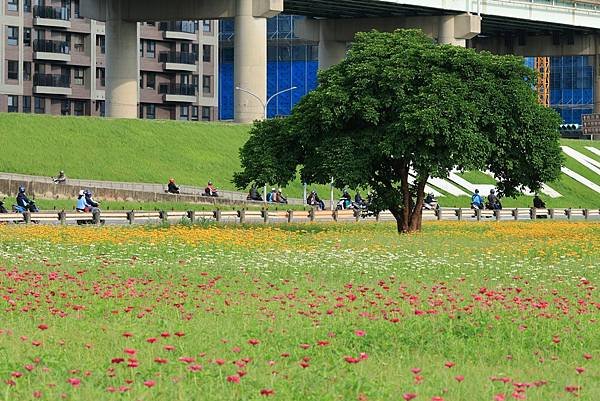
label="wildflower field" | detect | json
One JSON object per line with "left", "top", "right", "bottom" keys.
{"left": 0, "top": 222, "right": 598, "bottom": 401}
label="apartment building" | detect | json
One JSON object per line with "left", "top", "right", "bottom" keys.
{"left": 0, "top": 0, "right": 218, "bottom": 120}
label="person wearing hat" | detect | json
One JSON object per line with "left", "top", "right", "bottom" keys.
{"left": 167, "top": 178, "right": 180, "bottom": 194}
{"left": 16, "top": 186, "right": 39, "bottom": 212}
{"left": 52, "top": 170, "right": 66, "bottom": 184}
{"left": 487, "top": 189, "right": 502, "bottom": 210}
{"left": 267, "top": 187, "right": 277, "bottom": 203}
{"left": 276, "top": 188, "right": 287, "bottom": 204}
{"left": 76, "top": 190, "right": 87, "bottom": 211}
{"left": 204, "top": 181, "right": 218, "bottom": 197}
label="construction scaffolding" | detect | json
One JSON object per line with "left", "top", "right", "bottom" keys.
{"left": 534, "top": 56, "right": 551, "bottom": 107}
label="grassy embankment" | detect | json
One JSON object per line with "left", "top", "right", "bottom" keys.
{"left": 0, "top": 113, "right": 599, "bottom": 209}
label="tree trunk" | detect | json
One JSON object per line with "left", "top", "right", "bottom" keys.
{"left": 392, "top": 176, "right": 428, "bottom": 234}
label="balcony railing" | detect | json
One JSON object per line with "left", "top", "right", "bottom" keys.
{"left": 33, "top": 5, "right": 70, "bottom": 20}
{"left": 159, "top": 83, "right": 196, "bottom": 96}
{"left": 34, "top": 39, "right": 70, "bottom": 54}
{"left": 158, "top": 51, "right": 197, "bottom": 65}
{"left": 159, "top": 21, "right": 196, "bottom": 34}
{"left": 34, "top": 73, "right": 70, "bottom": 88}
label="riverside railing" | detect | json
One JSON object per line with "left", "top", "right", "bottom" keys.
{"left": 1, "top": 208, "right": 599, "bottom": 225}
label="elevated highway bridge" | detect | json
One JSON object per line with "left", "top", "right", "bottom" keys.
{"left": 81, "top": 0, "right": 600, "bottom": 121}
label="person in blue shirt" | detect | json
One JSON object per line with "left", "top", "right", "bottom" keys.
{"left": 471, "top": 189, "right": 484, "bottom": 209}
{"left": 76, "top": 190, "right": 87, "bottom": 211}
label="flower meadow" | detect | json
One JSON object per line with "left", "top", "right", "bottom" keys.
{"left": 0, "top": 222, "right": 598, "bottom": 401}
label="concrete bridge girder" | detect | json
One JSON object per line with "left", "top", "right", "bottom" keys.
{"left": 295, "top": 14, "right": 481, "bottom": 69}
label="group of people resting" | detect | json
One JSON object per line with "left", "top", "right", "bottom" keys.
{"left": 471, "top": 188, "right": 547, "bottom": 210}
{"left": 166, "top": 179, "right": 219, "bottom": 197}
{"left": 246, "top": 187, "right": 288, "bottom": 204}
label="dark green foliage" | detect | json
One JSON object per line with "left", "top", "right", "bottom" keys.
{"left": 234, "top": 30, "right": 563, "bottom": 232}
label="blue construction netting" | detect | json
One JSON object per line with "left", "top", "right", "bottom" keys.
{"left": 219, "top": 15, "right": 319, "bottom": 120}
{"left": 526, "top": 56, "right": 594, "bottom": 125}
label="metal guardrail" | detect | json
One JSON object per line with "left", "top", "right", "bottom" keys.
{"left": 158, "top": 51, "right": 197, "bottom": 64}
{"left": 1, "top": 208, "right": 599, "bottom": 225}
{"left": 33, "top": 73, "right": 70, "bottom": 88}
{"left": 34, "top": 39, "right": 70, "bottom": 54}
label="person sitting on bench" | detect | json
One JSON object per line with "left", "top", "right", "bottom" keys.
{"left": 204, "top": 181, "right": 218, "bottom": 197}
{"left": 247, "top": 186, "right": 263, "bottom": 201}
{"left": 167, "top": 178, "right": 180, "bottom": 194}
{"left": 533, "top": 194, "right": 546, "bottom": 209}
{"left": 52, "top": 170, "right": 66, "bottom": 184}
{"left": 471, "top": 189, "right": 484, "bottom": 210}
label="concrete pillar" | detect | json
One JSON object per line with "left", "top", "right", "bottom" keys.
{"left": 319, "top": 22, "right": 347, "bottom": 70}
{"left": 105, "top": 0, "right": 138, "bottom": 118}
{"left": 438, "top": 14, "right": 481, "bottom": 47}
{"left": 234, "top": 0, "right": 267, "bottom": 123}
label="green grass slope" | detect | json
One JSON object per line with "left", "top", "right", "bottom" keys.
{"left": 1, "top": 113, "right": 599, "bottom": 207}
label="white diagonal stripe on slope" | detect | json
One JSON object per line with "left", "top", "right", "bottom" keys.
{"left": 561, "top": 167, "right": 600, "bottom": 194}
{"left": 561, "top": 146, "right": 600, "bottom": 176}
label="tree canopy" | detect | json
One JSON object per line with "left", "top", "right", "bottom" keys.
{"left": 233, "top": 29, "right": 563, "bottom": 233}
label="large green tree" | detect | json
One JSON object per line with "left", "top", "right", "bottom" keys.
{"left": 234, "top": 30, "right": 563, "bottom": 233}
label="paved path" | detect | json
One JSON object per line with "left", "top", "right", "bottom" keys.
{"left": 0, "top": 172, "right": 306, "bottom": 206}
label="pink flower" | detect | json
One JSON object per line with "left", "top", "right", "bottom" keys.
{"left": 260, "top": 388, "right": 275, "bottom": 396}
{"left": 575, "top": 367, "right": 585, "bottom": 374}
{"left": 403, "top": 393, "right": 417, "bottom": 400}
{"left": 37, "top": 324, "right": 48, "bottom": 331}
{"left": 143, "top": 380, "right": 155, "bottom": 388}
{"left": 226, "top": 375, "right": 240, "bottom": 383}
{"left": 444, "top": 361, "right": 455, "bottom": 368}
{"left": 248, "top": 338, "right": 260, "bottom": 346}
{"left": 431, "top": 397, "right": 444, "bottom": 401}
{"left": 455, "top": 375, "right": 464, "bottom": 382}
{"left": 355, "top": 330, "right": 366, "bottom": 337}
{"left": 146, "top": 337, "right": 157, "bottom": 343}
{"left": 67, "top": 378, "right": 81, "bottom": 387}
{"left": 123, "top": 348, "right": 136, "bottom": 355}
{"left": 493, "top": 395, "right": 505, "bottom": 401}
{"left": 583, "top": 353, "right": 592, "bottom": 360}
{"left": 411, "top": 368, "right": 421, "bottom": 374}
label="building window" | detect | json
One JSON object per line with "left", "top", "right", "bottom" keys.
{"left": 24, "top": 0, "right": 30, "bottom": 12}
{"left": 96, "top": 35, "right": 105, "bottom": 54}
{"left": 7, "top": 95, "right": 18, "bottom": 113}
{"left": 146, "top": 104, "right": 155, "bottom": 119}
{"left": 74, "top": 67, "right": 84, "bottom": 85}
{"left": 96, "top": 67, "right": 105, "bottom": 86}
{"left": 34, "top": 97, "right": 45, "bottom": 114}
{"left": 202, "top": 106, "right": 211, "bottom": 121}
{"left": 203, "top": 45, "right": 211, "bottom": 62}
{"left": 192, "top": 106, "right": 198, "bottom": 121}
{"left": 7, "top": 0, "right": 18, "bottom": 12}
{"left": 7, "top": 26, "right": 18, "bottom": 46}
{"left": 180, "top": 105, "right": 189, "bottom": 120}
{"left": 23, "top": 96, "right": 31, "bottom": 113}
{"left": 146, "top": 40, "right": 155, "bottom": 58}
{"left": 202, "top": 75, "right": 211, "bottom": 94}
{"left": 74, "top": 101, "right": 85, "bottom": 116}
{"left": 73, "top": 34, "right": 84, "bottom": 52}
{"left": 181, "top": 42, "right": 190, "bottom": 53}
{"left": 7, "top": 61, "right": 18, "bottom": 80}
{"left": 203, "top": 20, "right": 211, "bottom": 32}
{"left": 23, "top": 61, "right": 31, "bottom": 81}
{"left": 146, "top": 72, "right": 155, "bottom": 89}
{"left": 73, "top": 0, "right": 81, "bottom": 18}
{"left": 23, "top": 28, "right": 31, "bottom": 46}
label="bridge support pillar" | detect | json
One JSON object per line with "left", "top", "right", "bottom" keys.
{"left": 234, "top": 0, "right": 269, "bottom": 123}
{"left": 105, "top": 0, "right": 138, "bottom": 119}
{"left": 319, "top": 23, "right": 347, "bottom": 70}
{"left": 438, "top": 14, "right": 480, "bottom": 47}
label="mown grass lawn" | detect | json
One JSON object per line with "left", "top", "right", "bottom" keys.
{"left": 0, "top": 221, "right": 598, "bottom": 401}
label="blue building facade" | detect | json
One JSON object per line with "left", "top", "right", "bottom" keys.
{"left": 219, "top": 15, "right": 319, "bottom": 120}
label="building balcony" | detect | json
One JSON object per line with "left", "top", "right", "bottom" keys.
{"left": 159, "top": 83, "right": 196, "bottom": 103}
{"left": 33, "top": 74, "right": 72, "bottom": 96}
{"left": 33, "top": 39, "right": 71, "bottom": 62}
{"left": 159, "top": 51, "right": 197, "bottom": 72}
{"left": 33, "top": 6, "right": 71, "bottom": 28}
{"left": 159, "top": 21, "right": 196, "bottom": 41}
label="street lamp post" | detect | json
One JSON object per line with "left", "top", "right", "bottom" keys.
{"left": 235, "top": 86, "right": 297, "bottom": 119}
